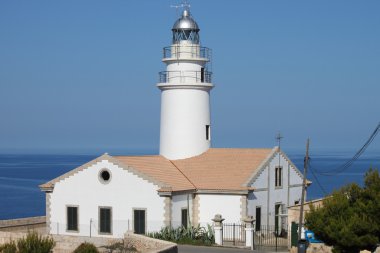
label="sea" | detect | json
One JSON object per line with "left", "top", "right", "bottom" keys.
{"left": 0, "top": 150, "right": 379, "bottom": 220}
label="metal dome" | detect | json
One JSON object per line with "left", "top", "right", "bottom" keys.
{"left": 172, "top": 10, "right": 199, "bottom": 31}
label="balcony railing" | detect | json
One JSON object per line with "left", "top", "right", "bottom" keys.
{"left": 163, "top": 45, "right": 212, "bottom": 60}
{"left": 159, "top": 70, "right": 212, "bottom": 84}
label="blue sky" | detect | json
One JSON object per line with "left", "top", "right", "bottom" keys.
{"left": 0, "top": 0, "right": 379, "bottom": 155}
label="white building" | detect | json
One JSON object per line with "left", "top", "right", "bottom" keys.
{"left": 40, "top": 8, "right": 306, "bottom": 238}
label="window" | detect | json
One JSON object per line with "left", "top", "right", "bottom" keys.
{"left": 181, "top": 208, "right": 188, "bottom": 228}
{"left": 67, "top": 206, "right": 78, "bottom": 231}
{"left": 255, "top": 207, "right": 261, "bottom": 231}
{"left": 99, "top": 207, "right": 112, "bottom": 234}
{"left": 99, "top": 169, "right": 111, "bottom": 184}
{"left": 134, "top": 209, "right": 146, "bottom": 234}
{"left": 206, "top": 125, "right": 210, "bottom": 140}
{"left": 275, "top": 166, "right": 282, "bottom": 187}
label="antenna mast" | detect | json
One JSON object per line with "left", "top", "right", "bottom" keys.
{"left": 276, "top": 131, "right": 283, "bottom": 150}
{"left": 276, "top": 131, "right": 283, "bottom": 167}
{"left": 170, "top": 0, "right": 191, "bottom": 16}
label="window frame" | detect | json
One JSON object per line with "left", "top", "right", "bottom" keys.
{"left": 274, "top": 202, "right": 282, "bottom": 233}
{"left": 98, "top": 206, "right": 112, "bottom": 235}
{"left": 255, "top": 206, "right": 261, "bottom": 231}
{"left": 275, "top": 166, "right": 283, "bottom": 188}
{"left": 98, "top": 168, "right": 112, "bottom": 184}
{"left": 181, "top": 208, "right": 188, "bottom": 228}
{"left": 206, "top": 125, "right": 211, "bottom": 141}
{"left": 133, "top": 208, "right": 147, "bottom": 235}
{"left": 66, "top": 205, "right": 79, "bottom": 232}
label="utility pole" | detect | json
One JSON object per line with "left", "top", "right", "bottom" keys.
{"left": 298, "top": 138, "right": 310, "bottom": 240}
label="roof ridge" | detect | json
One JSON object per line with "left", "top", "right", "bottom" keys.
{"left": 243, "top": 147, "right": 278, "bottom": 186}
{"left": 209, "top": 147, "right": 273, "bottom": 150}
{"left": 169, "top": 160, "right": 197, "bottom": 190}
{"left": 39, "top": 153, "right": 111, "bottom": 191}
{"left": 108, "top": 156, "right": 168, "bottom": 188}
{"left": 114, "top": 155, "right": 161, "bottom": 158}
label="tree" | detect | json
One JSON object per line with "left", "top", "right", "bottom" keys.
{"left": 305, "top": 169, "right": 380, "bottom": 253}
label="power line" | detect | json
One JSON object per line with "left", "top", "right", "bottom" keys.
{"left": 298, "top": 138, "right": 310, "bottom": 240}
{"left": 316, "top": 122, "right": 380, "bottom": 176}
{"left": 308, "top": 159, "right": 328, "bottom": 195}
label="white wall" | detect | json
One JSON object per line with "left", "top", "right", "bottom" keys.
{"left": 247, "top": 191, "right": 267, "bottom": 225}
{"left": 171, "top": 194, "right": 193, "bottom": 228}
{"left": 248, "top": 152, "right": 303, "bottom": 227}
{"left": 252, "top": 165, "right": 268, "bottom": 188}
{"left": 289, "top": 163, "right": 303, "bottom": 186}
{"left": 198, "top": 194, "right": 241, "bottom": 225}
{"left": 49, "top": 159, "right": 165, "bottom": 238}
{"left": 289, "top": 187, "right": 303, "bottom": 206}
{"left": 159, "top": 87, "right": 212, "bottom": 160}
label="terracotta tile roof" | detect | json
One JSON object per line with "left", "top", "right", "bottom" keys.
{"left": 171, "top": 148, "right": 274, "bottom": 191}
{"left": 114, "top": 155, "right": 195, "bottom": 192}
{"left": 40, "top": 148, "right": 277, "bottom": 193}
{"left": 114, "top": 148, "right": 275, "bottom": 192}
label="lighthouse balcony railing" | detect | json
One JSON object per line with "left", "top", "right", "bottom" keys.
{"left": 159, "top": 70, "right": 212, "bottom": 83}
{"left": 163, "top": 46, "right": 212, "bottom": 60}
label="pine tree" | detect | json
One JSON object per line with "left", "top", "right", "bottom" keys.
{"left": 305, "top": 169, "right": 380, "bottom": 253}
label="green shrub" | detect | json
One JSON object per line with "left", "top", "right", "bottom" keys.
{"left": 147, "top": 225, "right": 215, "bottom": 246}
{"left": 73, "top": 243, "right": 99, "bottom": 253}
{"left": 0, "top": 241, "right": 17, "bottom": 253}
{"left": 17, "top": 231, "right": 55, "bottom": 253}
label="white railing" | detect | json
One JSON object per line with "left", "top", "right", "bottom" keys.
{"left": 159, "top": 70, "right": 212, "bottom": 83}
{"left": 163, "top": 45, "right": 212, "bottom": 60}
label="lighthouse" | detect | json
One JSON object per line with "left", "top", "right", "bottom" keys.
{"left": 42, "top": 5, "right": 306, "bottom": 237}
{"left": 157, "top": 8, "right": 214, "bottom": 160}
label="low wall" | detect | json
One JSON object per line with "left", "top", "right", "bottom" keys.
{"left": 290, "top": 243, "right": 332, "bottom": 253}
{"left": 124, "top": 233, "right": 177, "bottom": 253}
{"left": 290, "top": 243, "right": 380, "bottom": 253}
{"left": 0, "top": 231, "right": 27, "bottom": 245}
{"left": 0, "top": 216, "right": 46, "bottom": 233}
{"left": 0, "top": 231, "right": 177, "bottom": 253}
{"left": 52, "top": 233, "right": 177, "bottom": 253}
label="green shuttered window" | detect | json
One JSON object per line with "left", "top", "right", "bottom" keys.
{"left": 99, "top": 207, "right": 112, "bottom": 234}
{"left": 67, "top": 206, "right": 78, "bottom": 231}
{"left": 134, "top": 209, "right": 146, "bottom": 234}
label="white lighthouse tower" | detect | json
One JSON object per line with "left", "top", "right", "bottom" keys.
{"left": 157, "top": 7, "right": 214, "bottom": 160}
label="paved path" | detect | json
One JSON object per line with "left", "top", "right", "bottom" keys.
{"left": 178, "top": 245, "right": 288, "bottom": 253}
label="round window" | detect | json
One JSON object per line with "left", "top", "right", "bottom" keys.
{"left": 99, "top": 169, "right": 111, "bottom": 184}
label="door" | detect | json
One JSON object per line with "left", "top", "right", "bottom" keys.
{"left": 255, "top": 207, "right": 261, "bottom": 231}
{"left": 291, "top": 222, "right": 299, "bottom": 247}
{"left": 201, "top": 68, "right": 205, "bottom": 82}
{"left": 134, "top": 209, "right": 146, "bottom": 234}
{"left": 275, "top": 204, "right": 281, "bottom": 233}
{"left": 181, "top": 209, "right": 188, "bottom": 228}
